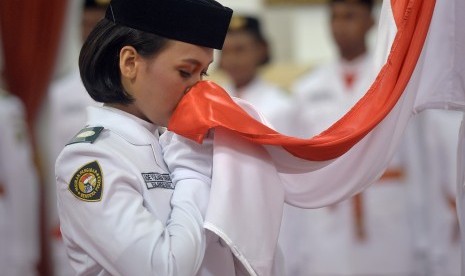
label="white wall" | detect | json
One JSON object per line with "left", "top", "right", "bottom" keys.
{"left": 264, "top": 5, "right": 337, "bottom": 65}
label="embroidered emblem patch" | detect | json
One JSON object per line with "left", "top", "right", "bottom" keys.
{"left": 69, "top": 161, "right": 103, "bottom": 201}
{"left": 141, "top": 173, "right": 174, "bottom": 190}
{"left": 67, "top": 127, "right": 104, "bottom": 146}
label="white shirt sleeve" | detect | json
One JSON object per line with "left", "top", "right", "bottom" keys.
{"left": 55, "top": 142, "right": 209, "bottom": 276}
{"left": 160, "top": 130, "right": 213, "bottom": 217}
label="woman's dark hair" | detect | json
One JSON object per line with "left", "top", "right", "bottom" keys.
{"left": 226, "top": 16, "right": 271, "bottom": 66}
{"left": 246, "top": 28, "right": 270, "bottom": 66}
{"left": 79, "top": 18, "right": 169, "bottom": 104}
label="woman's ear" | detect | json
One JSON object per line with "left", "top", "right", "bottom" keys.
{"left": 365, "top": 15, "right": 375, "bottom": 33}
{"left": 258, "top": 41, "right": 270, "bottom": 66}
{"left": 119, "top": 46, "right": 138, "bottom": 79}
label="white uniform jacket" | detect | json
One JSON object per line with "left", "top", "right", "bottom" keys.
{"left": 279, "top": 55, "right": 375, "bottom": 275}
{"left": 0, "top": 91, "right": 40, "bottom": 276}
{"left": 56, "top": 106, "right": 230, "bottom": 276}
{"left": 291, "top": 54, "right": 374, "bottom": 138}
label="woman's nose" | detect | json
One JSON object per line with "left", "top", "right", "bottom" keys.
{"left": 194, "top": 74, "right": 203, "bottom": 83}
{"left": 184, "top": 81, "right": 200, "bottom": 95}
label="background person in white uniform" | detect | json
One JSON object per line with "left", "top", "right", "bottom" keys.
{"left": 280, "top": 0, "right": 458, "bottom": 275}
{"left": 49, "top": 0, "right": 106, "bottom": 169}
{"left": 49, "top": 0, "right": 108, "bottom": 160}
{"left": 54, "top": 0, "right": 245, "bottom": 275}
{"left": 279, "top": 1, "right": 375, "bottom": 272}
{"left": 219, "top": 15, "right": 293, "bottom": 134}
{"left": 290, "top": 0, "right": 375, "bottom": 138}
{"left": 0, "top": 88, "right": 40, "bottom": 276}
{"left": 47, "top": 1, "right": 107, "bottom": 274}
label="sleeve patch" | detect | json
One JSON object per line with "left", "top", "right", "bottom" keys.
{"left": 69, "top": 161, "right": 104, "bottom": 202}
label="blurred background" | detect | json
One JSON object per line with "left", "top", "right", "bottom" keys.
{"left": 0, "top": 0, "right": 461, "bottom": 275}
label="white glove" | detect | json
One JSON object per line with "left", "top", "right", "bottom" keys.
{"left": 160, "top": 130, "right": 214, "bottom": 217}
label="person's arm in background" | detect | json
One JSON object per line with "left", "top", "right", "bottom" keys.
{"left": 0, "top": 94, "right": 40, "bottom": 276}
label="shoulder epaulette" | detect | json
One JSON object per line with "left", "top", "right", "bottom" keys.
{"left": 66, "top": 126, "right": 104, "bottom": 146}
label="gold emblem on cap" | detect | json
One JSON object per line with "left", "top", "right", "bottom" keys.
{"left": 96, "top": 0, "right": 111, "bottom": 6}
{"left": 229, "top": 16, "right": 247, "bottom": 31}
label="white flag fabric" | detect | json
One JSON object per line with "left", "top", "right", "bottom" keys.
{"left": 411, "top": 0, "right": 465, "bottom": 112}
{"left": 202, "top": 0, "right": 465, "bottom": 275}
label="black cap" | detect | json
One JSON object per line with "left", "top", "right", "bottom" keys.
{"left": 105, "top": 0, "right": 233, "bottom": 50}
{"left": 85, "top": 0, "right": 110, "bottom": 9}
{"left": 330, "top": 0, "right": 374, "bottom": 10}
{"left": 228, "top": 16, "right": 261, "bottom": 35}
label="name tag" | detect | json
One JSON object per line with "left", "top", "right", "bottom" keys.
{"left": 141, "top": 173, "right": 174, "bottom": 190}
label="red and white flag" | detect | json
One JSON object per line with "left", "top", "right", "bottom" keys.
{"left": 168, "top": 0, "right": 465, "bottom": 274}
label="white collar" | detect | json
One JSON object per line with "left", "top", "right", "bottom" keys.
{"left": 86, "top": 105, "right": 160, "bottom": 145}
{"left": 339, "top": 53, "right": 370, "bottom": 73}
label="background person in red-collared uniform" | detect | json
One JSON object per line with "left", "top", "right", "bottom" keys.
{"left": 279, "top": 0, "right": 460, "bottom": 275}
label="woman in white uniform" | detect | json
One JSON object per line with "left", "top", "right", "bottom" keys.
{"left": 54, "top": 0, "right": 238, "bottom": 275}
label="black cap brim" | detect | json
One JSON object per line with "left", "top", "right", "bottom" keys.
{"left": 106, "top": 0, "right": 233, "bottom": 50}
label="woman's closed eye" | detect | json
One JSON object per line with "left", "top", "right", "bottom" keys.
{"left": 179, "top": 70, "right": 192, "bottom": 79}
{"left": 179, "top": 70, "right": 209, "bottom": 80}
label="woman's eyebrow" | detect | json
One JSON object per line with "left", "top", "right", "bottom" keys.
{"left": 182, "top": 58, "right": 214, "bottom": 67}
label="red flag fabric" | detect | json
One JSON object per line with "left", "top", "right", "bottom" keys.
{"left": 168, "top": 0, "right": 435, "bottom": 161}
